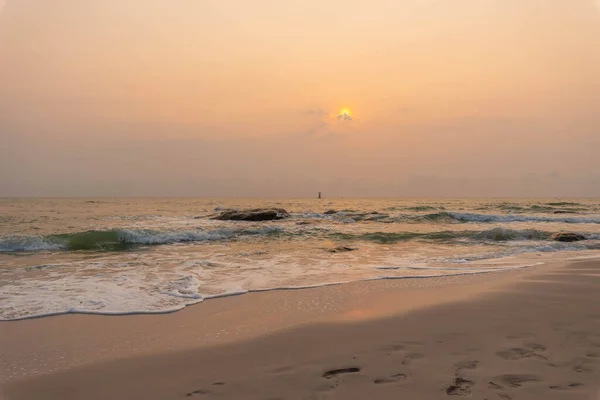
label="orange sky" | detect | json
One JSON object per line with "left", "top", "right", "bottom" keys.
{"left": 1, "top": 0, "right": 600, "bottom": 196}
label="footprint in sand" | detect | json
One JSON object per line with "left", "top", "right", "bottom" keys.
{"left": 497, "top": 346, "right": 546, "bottom": 361}
{"left": 374, "top": 373, "right": 408, "bottom": 385}
{"left": 550, "top": 357, "right": 595, "bottom": 373}
{"left": 454, "top": 360, "right": 478, "bottom": 371}
{"left": 322, "top": 367, "right": 361, "bottom": 379}
{"left": 549, "top": 383, "right": 584, "bottom": 390}
{"left": 524, "top": 343, "right": 546, "bottom": 352}
{"left": 496, "top": 393, "right": 512, "bottom": 400}
{"left": 318, "top": 367, "right": 362, "bottom": 392}
{"left": 572, "top": 363, "right": 594, "bottom": 373}
{"left": 270, "top": 365, "right": 297, "bottom": 375}
{"left": 185, "top": 389, "right": 210, "bottom": 397}
{"left": 445, "top": 377, "right": 474, "bottom": 396}
{"left": 401, "top": 353, "right": 425, "bottom": 366}
{"left": 491, "top": 374, "right": 539, "bottom": 388}
{"left": 488, "top": 381, "right": 503, "bottom": 390}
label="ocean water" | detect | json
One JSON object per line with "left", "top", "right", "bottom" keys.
{"left": 1, "top": 198, "right": 600, "bottom": 321}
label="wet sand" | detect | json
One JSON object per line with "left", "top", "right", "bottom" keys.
{"left": 2, "top": 259, "right": 600, "bottom": 399}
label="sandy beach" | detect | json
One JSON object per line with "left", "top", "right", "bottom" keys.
{"left": 3, "top": 0, "right": 600, "bottom": 397}
{"left": 2, "top": 258, "right": 600, "bottom": 399}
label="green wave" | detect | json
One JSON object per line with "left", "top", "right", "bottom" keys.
{"left": 330, "top": 228, "right": 553, "bottom": 244}
{"left": 0, "top": 227, "right": 281, "bottom": 252}
{"left": 331, "top": 231, "right": 460, "bottom": 244}
{"left": 49, "top": 231, "right": 133, "bottom": 251}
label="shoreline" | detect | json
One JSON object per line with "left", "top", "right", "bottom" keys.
{"left": 0, "top": 262, "right": 535, "bottom": 322}
{"left": 1, "top": 262, "right": 541, "bottom": 380}
{"left": 3, "top": 257, "right": 600, "bottom": 399}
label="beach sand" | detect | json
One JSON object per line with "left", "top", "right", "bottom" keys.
{"left": 2, "top": 259, "right": 600, "bottom": 399}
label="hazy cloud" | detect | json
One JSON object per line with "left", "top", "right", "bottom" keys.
{"left": 305, "top": 109, "right": 328, "bottom": 117}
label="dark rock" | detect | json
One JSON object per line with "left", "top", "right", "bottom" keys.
{"left": 553, "top": 210, "right": 577, "bottom": 214}
{"left": 328, "top": 246, "right": 358, "bottom": 253}
{"left": 551, "top": 232, "right": 586, "bottom": 242}
{"left": 214, "top": 208, "right": 290, "bottom": 221}
{"left": 324, "top": 210, "right": 338, "bottom": 215}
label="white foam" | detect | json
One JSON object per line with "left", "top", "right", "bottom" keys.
{"left": 0, "top": 235, "right": 65, "bottom": 252}
{"left": 437, "top": 241, "right": 598, "bottom": 264}
{"left": 0, "top": 250, "right": 544, "bottom": 321}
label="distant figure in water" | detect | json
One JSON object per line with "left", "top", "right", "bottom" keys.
{"left": 318, "top": 192, "right": 322, "bottom": 199}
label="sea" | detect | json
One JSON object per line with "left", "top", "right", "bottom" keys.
{"left": 1, "top": 198, "right": 600, "bottom": 321}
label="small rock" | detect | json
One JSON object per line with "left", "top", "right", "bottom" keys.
{"left": 214, "top": 208, "right": 290, "bottom": 221}
{"left": 328, "top": 246, "right": 358, "bottom": 253}
{"left": 324, "top": 210, "right": 338, "bottom": 215}
{"left": 553, "top": 210, "right": 576, "bottom": 214}
{"left": 551, "top": 232, "right": 586, "bottom": 242}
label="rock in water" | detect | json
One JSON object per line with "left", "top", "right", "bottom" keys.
{"left": 214, "top": 208, "right": 290, "bottom": 221}
{"left": 551, "top": 232, "right": 586, "bottom": 242}
{"left": 328, "top": 246, "right": 358, "bottom": 253}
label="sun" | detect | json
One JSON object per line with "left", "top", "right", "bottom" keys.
{"left": 337, "top": 108, "right": 353, "bottom": 121}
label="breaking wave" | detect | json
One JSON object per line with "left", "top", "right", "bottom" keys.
{"left": 331, "top": 228, "right": 555, "bottom": 244}
{"left": 0, "top": 227, "right": 282, "bottom": 252}
{"left": 416, "top": 212, "right": 600, "bottom": 224}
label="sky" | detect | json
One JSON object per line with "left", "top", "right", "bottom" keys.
{"left": 1, "top": 0, "right": 600, "bottom": 197}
